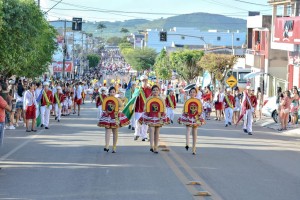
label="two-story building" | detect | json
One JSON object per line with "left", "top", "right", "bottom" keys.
{"left": 268, "top": 0, "right": 300, "bottom": 90}
{"left": 246, "top": 14, "right": 288, "bottom": 97}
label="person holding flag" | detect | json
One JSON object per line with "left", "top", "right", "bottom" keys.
{"left": 240, "top": 86, "right": 257, "bottom": 135}
{"left": 96, "top": 88, "right": 107, "bottom": 120}
{"left": 40, "top": 82, "right": 54, "bottom": 129}
{"left": 133, "top": 75, "right": 152, "bottom": 141}
{"left": 35, "top": 82, "right": 43, "bottom": 128}
{"left": 125, "top": 81, "right": 137, "bottom": 131}
{"left": 223, "top": 88, "right": 235, "bottom": 127}
{"left": 54, "top": 86, "right": 65, "bottom": 122}
{"left": 165, "top": 88, "right": 176, "bottom": 124}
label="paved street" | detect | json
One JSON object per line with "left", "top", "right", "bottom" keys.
{"left": 1, "top": 101, "right": 300, "bottom": 200}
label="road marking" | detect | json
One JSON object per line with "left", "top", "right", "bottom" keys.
{"left": 194, "top": 191, "right": 212, "bottom": 196}
{"left": 0, "top": 130, "right": 44, "bottom": 161}
{"left": 160, "top": 141, "right": 224, "bottom": 200}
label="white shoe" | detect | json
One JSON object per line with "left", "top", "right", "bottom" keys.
{"left": 15, "top": 123, "right": 19, "bottom": 127}
{"left": 7, "top": 125, "right": 16, "bottom": 130}
{"left": 23, "top": 124, "right": 26, "bottom": 127}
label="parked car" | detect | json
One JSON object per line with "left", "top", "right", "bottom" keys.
{"left": 262, "top": 96, "right": 293, "bottom": 123}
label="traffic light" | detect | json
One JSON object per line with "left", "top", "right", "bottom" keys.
{"left": 160, "top": 31, "right": 167, "bottom": 42}
{"left": 72, "top": 17, "right": 82, "bottom": 31}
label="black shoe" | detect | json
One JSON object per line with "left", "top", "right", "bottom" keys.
{"left": 150, "top": 148, "right": 154, "bottom": 152}
{"left": 104, "top": 148, "right": 109, "bottom": 152}
{"left": 128, "top": 125, "right": 131, "bottom": 129}
{"left": 55, "top": 116, "right": 57, "bottom": 120}
{"left": 248, "top": 132, "right": 253, "bottom": 135}
{"left": 58, "top": 120, "right": 60, "bottom": 122}
{"left": 171, "top": 120, "right": 173, "bottom": 124}
{"left": 192, "top": 152, "right": 196, "bottom": 155}
{"left": 78, "top": 113, "right": 80, "bottom": 116}
{"left": 243, "top": 129, "right": 248, "bottom": 133}
{"left": 185, "top": 145, "right": 189, "bottom": 151}
{"left": 142, "top": 138, "right": 147, "bottom": 141}
{"left": 26, "top": 129, "right": 31, "bottom": 132}
{"left": 134, "top": 136, "right": 139, "bottom": 141}
{"left": 228, "top": 122, "right": 232, "bottom": 125}
{"left": 31, "top": 129, "right": 37, "bottom": 132}
{"left": 132, "top": 127, "right": 135, "bottom": 131}
{"left": 112, "top": 150, "right": 116, "bottom": 153}
{"left": 154, "top": 151, "right": 159, "bottom": 154}
{"left": 45, "top": 127, "right": 49, "bottom": 129}
{"left": 41, "top": 124, "right": 44, "bottom": 127}
{"left": 225, "top": 124, "right": 228, "bottom": 127}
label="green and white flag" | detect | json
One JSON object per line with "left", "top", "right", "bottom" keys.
{"left": 122, "top": 88, "right": 140, "bottom": 120}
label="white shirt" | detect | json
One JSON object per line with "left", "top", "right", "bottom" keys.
{"left": 73, "top": 86, "right": 82, "bottom": 99}
{"left": 23, "top": 90, "right": 36, "bottom": 110}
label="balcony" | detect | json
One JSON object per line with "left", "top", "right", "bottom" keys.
{"left": 268, "top": 0, "right": 296, "bottom": 5}
{"left": 245, "top": 49, "right": 265, "bottom": 68}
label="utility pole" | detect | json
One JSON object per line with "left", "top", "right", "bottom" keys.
{"left": 232, "top": 32, "right": 234, "bottom": 55}
{"left": 62, "top": 19, "right": 67, "bottom": 79}
{"left": 37, "top": 0, "right": 40, "bottom": 8}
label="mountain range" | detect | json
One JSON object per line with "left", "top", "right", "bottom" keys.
{"left": 83, "top": 12, "right": 247, "bottom": 38}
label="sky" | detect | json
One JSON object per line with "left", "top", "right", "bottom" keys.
{"left": 38, "top": 0, "right": 276, "bottom": 22}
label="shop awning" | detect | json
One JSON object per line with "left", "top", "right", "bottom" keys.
{"left": 243, "top": 72, "right": 264, "bottom": 80}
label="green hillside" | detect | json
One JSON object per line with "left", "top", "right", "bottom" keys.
{"left": 82, "top": 12, "right": 246, "bottom": 38}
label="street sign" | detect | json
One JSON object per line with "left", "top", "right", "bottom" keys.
{"left": 226, "top": 75, "right": 237, "bottom": 88}
{"left": 72, "top": 17, "right": 82, "bottom": 31}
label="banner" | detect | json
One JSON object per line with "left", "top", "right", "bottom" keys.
{"left": 122, "top": 88, "right": 140, "bottom": 120}
{"left": 52, "top": 61, "right": 73, "bottom": 72}
{"left": 274, "top": 17, "right": 300, "bottom": 44}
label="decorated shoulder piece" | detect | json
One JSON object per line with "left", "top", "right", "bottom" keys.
{"left": 54, "top": 93, "right": 62, "bottom": 109}
{"left": 102, "top": 96, "right": 120, "bottom": 125}
{"left": 184, "top": 98, "right": 203, "bottom": 116}
{"left": 224, "top": 94, "right": 234, "bottom": 108}
{"left": 43, "top": 90, "right": 51, "bottom": 108}
{"left": 167, "top": 95, "right": 175, "bottom": 109}
{"left": 146, "top": 97, "right": 165, "bottom": 113}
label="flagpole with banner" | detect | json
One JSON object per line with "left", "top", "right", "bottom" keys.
{"left": 122, "top": 88, "right": 140, "bottom": 120}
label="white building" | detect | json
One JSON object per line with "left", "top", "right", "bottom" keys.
{"left": 145, "top": 27, "right": 246, "bottom": 52}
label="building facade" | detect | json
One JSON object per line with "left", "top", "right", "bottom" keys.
{"left": 145, "top": 27, "right": 246, "bottom": 53}
{"left": 268, "top": 0, "right": 300, "bottom": 89}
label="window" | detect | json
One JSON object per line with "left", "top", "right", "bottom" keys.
{"left": 236, "top": 38, "right": 240, "bottom": 41}
{"left": 238, "top": 72, "right": 248, "bottom": 83}
{"left": 217, "top": 36, "right": 221, "bottom": 41}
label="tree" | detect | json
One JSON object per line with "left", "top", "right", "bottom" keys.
{"left": 0, "top": 0, "right": 57, "bottom": 78}
{"left": 106, "top": 36, "right": 128, "bottom": 46}
{"left": 97, "top": 23, "right": 106, "bottom": 32}
{"left": 169, "top": 49, "right": 205, "bottom": 84}
{"left": 154, "top": 49, "right": 172, "bottom": 80}
{"left": 120, "top": 27, "right": 129, "bottom": 34}
{"left": 122, "top": 48, "right": 157, "bottom": 71}
{"left": 198, "top": 53, "right": 238, "bottom": 88}
{"left": 87, "top": 54, "right": 100, "bottom": 68}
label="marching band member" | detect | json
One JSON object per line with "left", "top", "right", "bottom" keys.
{"left": 73, "top": 83, "right": 82, "bottom": 116}
{"left": 54, "top": 86, "right": 65, "bottom": 122}
{"left": 23, "top": 83, "right": 37, "bottom": 132}
{"left": 98, "top": 86, "right": 130, "bottom": 153}
{"left": 96, "top": 88, "right": 107, "bottom": 120}
{"left": 223, "top": 88, "right": 235, "bottom": 127}
{"left": 242, "top": 86, "right": 257, "bottom": 135}
{"left": 165, "top": 88, "right": 176, "bottom": 124}
{"left": 134, "top": 75, "right": 152, "bottom": 141}
{"left": 178, "top": 87, "right": 205, "bottom": 155}
{"left": 40, "top": 82, "right": 53, "bottom": 129}
{"left": 138, "top": 85, "right": 170, "bottom": 153}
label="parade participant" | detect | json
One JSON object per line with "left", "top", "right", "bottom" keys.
{"left": 98, "top": 86, "right": 130, "bottom": 153}
{"left": 290, "top": 86, "right": 299, "bottom": 126}
{"left": 178, "top": 87, "right": 205, "bottom": 155}
{"left": 118, "top": 91, "right": 127, "bottom": 111}
{"left": 223, "top": 88, "right": 235, "bottom": 127}
{"left": 175, "top": 85, "right": 180, "bottom": 103}
{"left": 202, "top": 87, "right": 212, "bottom": 120}
{"left": 81, "top": 82, "right": 88, "bottom": 104}
{"left": 165, "top": 88, "right": 176, "bottom": 124}
{"left": 23, "top": 82, "right": 37, "bottom": 132}
{"left": 242, "top": 87, "right": 257, "bottom": 135}
{"left": 73, "top": 83, "right": 82, "bottom": 116}
{"left": 15, "top": 80, "right": 25, "bottom": 127}
{"left": 40, "top": 82, "right": 53, "bottom": 129}
{"left": 127, "top": 82, "right": 136, "bottom": 131}
{"left": 233, "top": 88, "right": 242, "bottom": 125}
{"left": 96, "top": 88, "right": 107, "bottom": 120}
{"left": 54, "top": 86, "right": 65, "bottom": 122}
{"left": 214, "top": 87, "right": 224, "bottom": 121}
{"left": 134, "top": 75, "right": 152, "bottom": 141}
{"left": 138, "top": 85, "right": 170, "bottom": 153}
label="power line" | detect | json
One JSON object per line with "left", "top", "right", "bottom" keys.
{"left": 232, "top": 0, "right": 269, "bottom": 6}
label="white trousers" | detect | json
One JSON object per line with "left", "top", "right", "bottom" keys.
{"left": 41, "top": 105, "right": 52, "bottom": 127}
{"left": 224, "top": 107, "right": 233, "bottom": 125}
{"left": 166, "top": 107, "right": 174, "bottom": 121}
{"left": 55, "top": 104, "right": 62, "bottom": 120}
{"left": 97, "top": 106, "right": 103, "bottom": 120}
{"left": 130, "top": 113, "right": 135, "bottom": 128}
{"left": 243, "top": 109, "right": 253, "bottom": 133}
{"left": 134, "top": 112, "right": 148, "bottom": 138}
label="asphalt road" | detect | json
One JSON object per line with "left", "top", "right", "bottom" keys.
{"left": 1, "top": 101, "right": 300, "bottom": 200}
